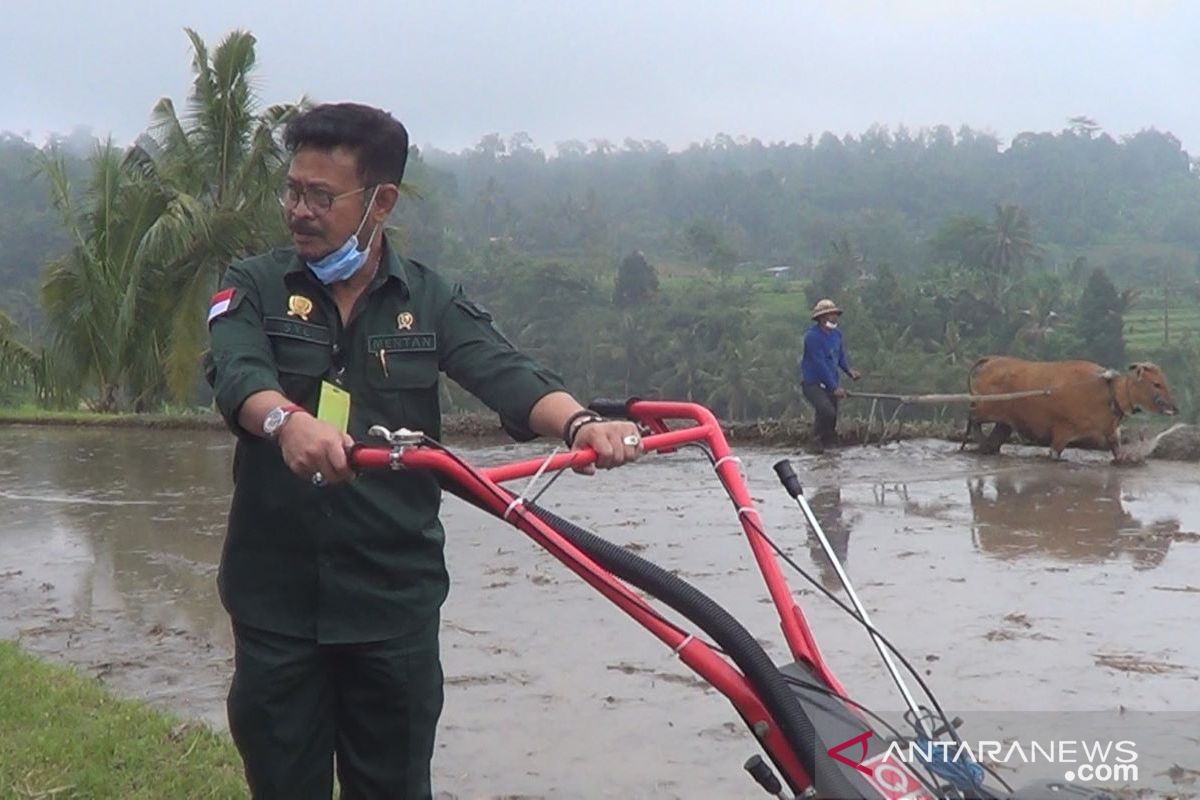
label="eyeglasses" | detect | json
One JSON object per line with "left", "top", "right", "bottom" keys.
{"left": 278, "top": 183, "right": 370, "bottom": 215}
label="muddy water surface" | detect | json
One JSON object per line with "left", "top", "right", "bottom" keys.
{"left": 1, "top": 428, "right": 1198, "bottom": 798}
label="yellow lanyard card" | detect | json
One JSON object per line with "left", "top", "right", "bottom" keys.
{"left": 318, "top": 381, "right": 351, "bottom": 434}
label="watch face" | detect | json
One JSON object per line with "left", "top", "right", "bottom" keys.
{"left": 264, "top": 407, "right": 286, "bottom": 436}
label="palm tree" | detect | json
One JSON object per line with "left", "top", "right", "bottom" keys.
{"left": 1011, "top": 274, "right": 1070, "bottom": 353}
{"left": 38, "top": 141, "right": 172, "bottom": 410}
{"left": 652, "top": 291, "right": 751, "bottom": 406}
{"left": 0, "top": 310, "right": 47, "bottom": 403}
{"left": 653, "top": 328, "right": 715, "bottom": 402}
{"left": 592, "top": 311, "right": 657, "bottom": 396}
{"left": 127, "top": 28, "right": 302, "bottom": 400}
{"left": 705, "top": 343, "right": 769, "bottom": 421}
{"left": 981, "top": 204, "right": 1040, "bottom": 307}
{"left": 648, "top": 304, "right": 720, "bottom": 403}
{"left": 1013, "top": 308, "right": 1060, "bottom": 351}
{"left": 807, "top": 233, "right": 862, "bottom": 306}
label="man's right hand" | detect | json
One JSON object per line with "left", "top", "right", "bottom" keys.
{"left": 278, "top": 412, "right": 356, "bottom": 485}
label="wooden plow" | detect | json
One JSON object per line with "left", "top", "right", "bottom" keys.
{"left": 847, "top": 387, "right": 1053, "bottom": 444}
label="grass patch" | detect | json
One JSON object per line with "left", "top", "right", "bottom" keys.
{"left": 0, "top": 641, "right": 247, "bottom": 799}
{"left": 0, "top": 406, "right": 225, "bottom": 430}
{"left": 749, "top": 285, "right": 809, "bottom": 319}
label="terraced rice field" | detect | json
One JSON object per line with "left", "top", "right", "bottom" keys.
{"left": 1124, "top": 294, "right": 1200, "bottom": 351}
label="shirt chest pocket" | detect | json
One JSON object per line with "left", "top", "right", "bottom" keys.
{"left": 365, "top": 333, "right": 440, "bottom": 390}
{"left": 266, "top": 317, "right": 333, "bottom": 399}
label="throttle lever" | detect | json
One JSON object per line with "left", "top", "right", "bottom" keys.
{"left": 367, "top": 425, "right": 425, "bottom": 446}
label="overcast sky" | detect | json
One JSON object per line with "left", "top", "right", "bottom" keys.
{"left": 3, "top": 0, "right": 1197, "bottom": 156}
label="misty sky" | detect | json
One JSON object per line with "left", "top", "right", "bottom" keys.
{"left": 4, "top": 0, "right": 1198, "bottom": 156}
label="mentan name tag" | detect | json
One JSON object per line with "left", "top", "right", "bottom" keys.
{"left": 368, "top": 333, "right": 437, "bottom": 353}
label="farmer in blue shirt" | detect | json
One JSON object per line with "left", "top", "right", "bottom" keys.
{"left": 800, "top": 298, "right": 861, "bottom": 450}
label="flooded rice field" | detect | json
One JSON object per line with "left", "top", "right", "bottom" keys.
{"left": 0, "top": 427, "right": 1197, "bottom": 798}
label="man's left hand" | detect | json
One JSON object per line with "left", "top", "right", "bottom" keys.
{"left": 848, "top": 368, "right": 862, "bottom": 381}
{"left": 571, "top": 420, "right": 643, "bottom": 474}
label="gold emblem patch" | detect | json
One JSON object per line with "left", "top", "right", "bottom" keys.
{"left": 287, "top": 295, "right": 313, "bottom": 321}
{"left": 397, "top": 312, "right": 415, "bottom": 330}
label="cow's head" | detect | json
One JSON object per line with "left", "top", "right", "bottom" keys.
{"left": 1127, "top": 363, "right": 1178, "bottom": 415}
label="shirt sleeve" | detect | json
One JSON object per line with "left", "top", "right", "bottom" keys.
{"left": 837, "top": 333, "right": 852, "bottom": 374}
{"left": 435, "top": 284, "right": 567, "bottom": 441}
{"left": 204, "top": 264, "right": 283, "bottom": 438}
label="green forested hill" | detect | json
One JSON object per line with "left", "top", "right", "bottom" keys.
{"left": 398, "top": 123, "right": 1199, "bottom": 283}
{"left": 4, "top": 109, "right": 1199, "bottom": 419}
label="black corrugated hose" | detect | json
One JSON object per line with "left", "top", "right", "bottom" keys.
{"left": 526, "top": 501, "right": 868, "bottom": 798}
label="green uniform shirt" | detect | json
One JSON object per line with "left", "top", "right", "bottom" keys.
{"left": 205, "top": 238, "right": 565, "bottom": 643}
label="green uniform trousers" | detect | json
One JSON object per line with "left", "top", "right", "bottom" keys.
{"left": 227, "top": 616, "right": 443, "bottom": 799}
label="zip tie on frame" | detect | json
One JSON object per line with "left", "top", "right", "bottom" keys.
{"left": 713, "top": 455, "right": 741, "bottom": 471}
{"left": 714, "top": 454, "right": 749, "bottom": 485}
{"left": 520, "top": 446, "right": 562, "bottom": 499}
{"left": 672, "top": 634, "right": 695, "bottom": 655}
{"left": 503, "top": 446, "right": 565, "bottom": 521}
{"left": 713, "top": 456, "right": 758, "bottom": 524}
{"left": 503, "top": 497, "right": 525, "bottom": 521}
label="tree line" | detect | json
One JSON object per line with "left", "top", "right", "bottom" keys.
{"left": 1, "top": 29, "right": 1198, "bottom": 424}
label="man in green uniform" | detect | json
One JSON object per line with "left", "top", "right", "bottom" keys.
{"left": 206, "top": 102, "right": 640, "bottom": 799}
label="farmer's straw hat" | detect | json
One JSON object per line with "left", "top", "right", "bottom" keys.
{"left": 811, "top": 298, "right": 842, "bottom": 320}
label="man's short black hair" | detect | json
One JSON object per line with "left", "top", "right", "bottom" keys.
{"left": 284, "top": 103, "right": 409, "bottom": 185}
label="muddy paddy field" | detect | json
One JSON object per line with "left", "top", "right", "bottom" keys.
{"left": 0, "top": 427, "right": 1197, "bottom": 798}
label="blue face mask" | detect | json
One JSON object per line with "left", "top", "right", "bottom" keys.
{"left": 306, "top": 186, "right": 381, "bottom": 285}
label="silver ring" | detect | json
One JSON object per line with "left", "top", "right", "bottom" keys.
{"left": 622, "top": 434, "right": 641, "bottom": 447}
{"left": 311, "top": 471, "right": 326, "bottom": 487}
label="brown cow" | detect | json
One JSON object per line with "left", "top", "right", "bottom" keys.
{"left": 963, "top": 356, "right": 1178, "bottom": 460}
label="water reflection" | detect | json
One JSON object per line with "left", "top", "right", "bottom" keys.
{"left": 805, "top": 485, "right": 860, "bottom": 587}
{"left": 0, "top": 427, "right": 233, "bottom": 645}
{"left": 967, "top": 469, "right": 1184, "bottom": 568}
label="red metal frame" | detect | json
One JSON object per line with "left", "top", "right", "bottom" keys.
{"left": 350, "top": 400, "right": 853, "bottom": 792}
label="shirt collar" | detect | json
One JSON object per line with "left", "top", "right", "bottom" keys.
{"left": 376, "top": 235, "right": 410, "bottom": 292}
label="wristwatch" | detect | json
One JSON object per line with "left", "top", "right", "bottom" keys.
{"left": 262, "top": 403, "right": 304, "bottom": 440}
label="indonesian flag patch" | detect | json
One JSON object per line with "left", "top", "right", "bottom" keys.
{"left": 208, "top": 288, "right": 237, "bottom": 324}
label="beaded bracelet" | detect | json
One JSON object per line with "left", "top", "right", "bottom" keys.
{"left": 562, "top": 409, "right": 604, "bottom": 447}
{"left": 566, "top": 416, "right": 605, "bottom": 448}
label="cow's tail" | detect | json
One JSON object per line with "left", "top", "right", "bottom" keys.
{"left": 962, "top": 356, "right": 994, "bottom": 449}
{"left": 967, "top": 356, "right": 994, "bottom": 396}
